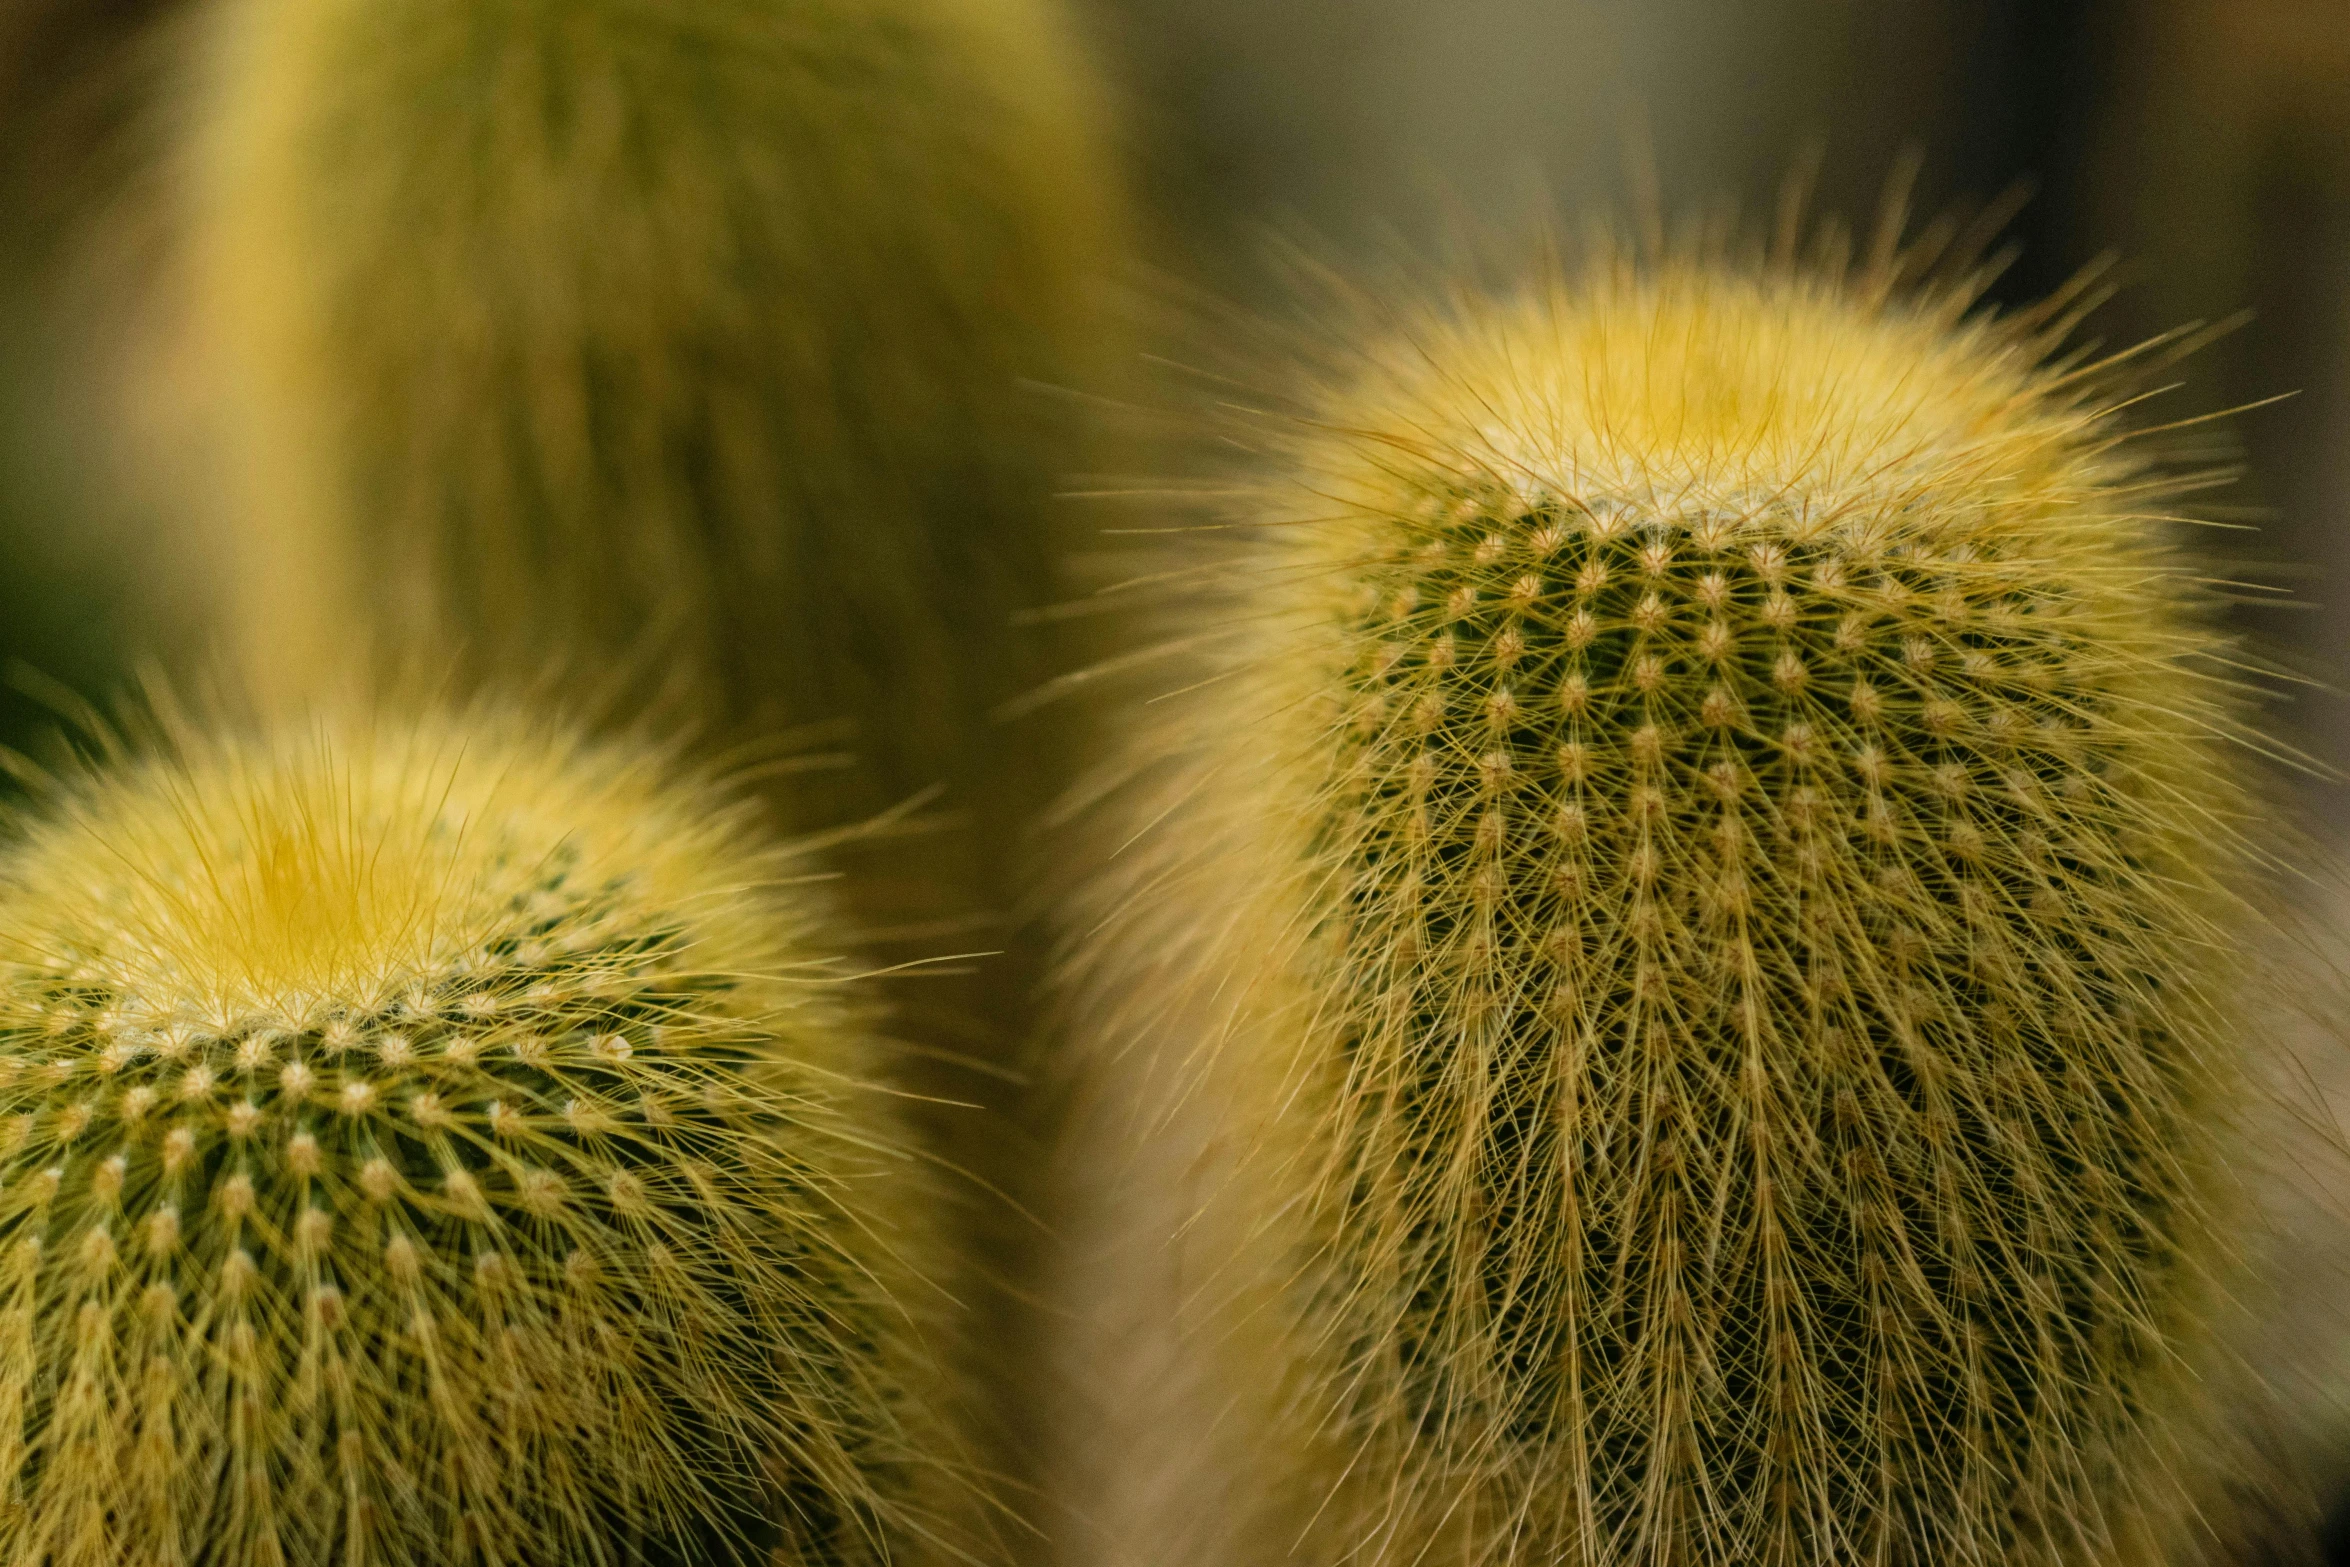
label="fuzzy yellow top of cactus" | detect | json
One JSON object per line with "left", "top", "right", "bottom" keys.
{"left": 0, "top": 718, "right": 775, "bottom": 1036}
{"left": 1289, "top": 260, "right": 2122, "bottom": 586}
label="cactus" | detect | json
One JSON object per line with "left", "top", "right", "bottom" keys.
{"left": 0, "top": 710, "right": 973, "bottom": 1566}
{"left": 178, "top": 0, "right": 1123, "bottom": 814}
{"left": 1059, "top": 248, "right": 2282, "bottom": 1565}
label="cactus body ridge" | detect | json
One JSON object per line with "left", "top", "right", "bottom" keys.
{"left": 1060, "top": 251, "right": 2277, "bottom": 1566}
{"left": 0, "top": 713, "right": 969, "bottom": 1566}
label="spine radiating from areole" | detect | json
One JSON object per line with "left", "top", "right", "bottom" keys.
{"left": 1057, "top": 242, "right": 2285, "bottom": 1566}
{"left": 0, "top": 710, "right": 976, "bottom": 1566}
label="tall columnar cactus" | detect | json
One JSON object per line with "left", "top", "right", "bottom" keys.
{"left": 1060, "top": 251, "right": 2281, "bottom": 1565}
{"left": 0, "top": 712, "right": 972, "bottom": 1566}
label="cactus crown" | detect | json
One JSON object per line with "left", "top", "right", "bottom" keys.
{"left": 0, "top": 714, "right": 951, "bottom": 1566}
{"left": 1068, "top": 249, "right": 2275, "bottom": 1565}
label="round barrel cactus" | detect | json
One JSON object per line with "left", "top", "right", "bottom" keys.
{"left": 0, "top": 712, "right": 971, "bottom": 1565}
{"left": 178, "top": 0, "right": 1125, "bottom": 805}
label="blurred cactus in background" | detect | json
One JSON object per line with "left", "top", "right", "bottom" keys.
{"left": 1056, "top": 236, "right": 2297, "bottom": 1566}
{"left": 0, "top": 711, "right": 976, "bottom": 1566}
{"left": 179, "top": 0, "right": 1126, "bottom": 781}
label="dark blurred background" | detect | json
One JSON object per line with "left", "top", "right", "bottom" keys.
{"left": 0, "top": 0, "right": 2345, "bottom": 808}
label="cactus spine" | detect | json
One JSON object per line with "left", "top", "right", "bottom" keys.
{"left": 0, "top": 712, "right": 972, "bottom": 1566}
{"left": 1061, "top": 250, "right": 2277, "bottom": 1565}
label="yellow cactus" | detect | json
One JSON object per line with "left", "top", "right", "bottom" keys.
{"left": 1058, "top": 245, "right": 2284, "bottom": 1565}
{"left": 0, "top": 711, "right": 974, "bottom": 1565}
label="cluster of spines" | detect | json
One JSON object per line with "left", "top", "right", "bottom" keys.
{"left": 0, "top": 719, "right": 960, "bottom": 1567}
